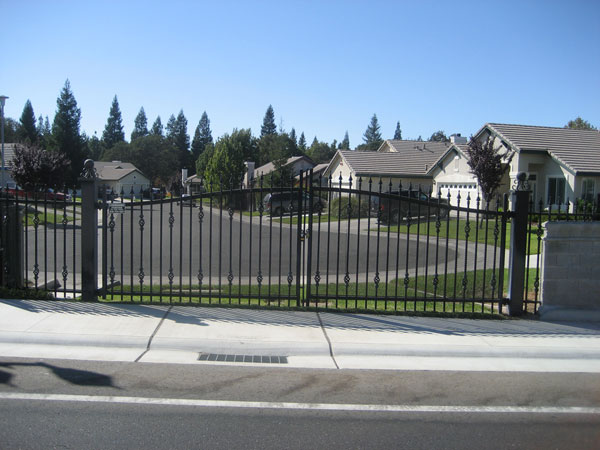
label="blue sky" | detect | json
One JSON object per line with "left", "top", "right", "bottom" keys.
{"left": 2, "top": 0, "right": 599, "bottom": 148}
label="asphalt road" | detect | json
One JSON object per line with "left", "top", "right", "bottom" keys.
{"left": 24, "top": 203, "right": 505, "bottom": 291}
{"left": 0, "top": 358, "right": 599, "bottom": 449}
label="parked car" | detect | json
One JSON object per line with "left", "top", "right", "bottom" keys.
{"left": 263, "top": 191, "right": 326, "bottom": 216}
{"left": 143, "top": 187, "right": 165, "bottom": 199}
{"left": 4, "top": 185, "right": 70, "bottom": 202}
{"left": 98, "top": 187, "right": 116, "bottom": 201}
{"left": 371, "top": 190, "right": 449, "bottom": 224}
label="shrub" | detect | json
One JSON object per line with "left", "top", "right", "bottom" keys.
{"left": 330, "top": 196, "right": 370, "bottom": 219}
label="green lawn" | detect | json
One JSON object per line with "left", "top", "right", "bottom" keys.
{"left": 24, "top": 211, "right": 75, "bottom": 227}
{"left": 98, "top": 268, "right": 540, "bottom": 316}
{"left": 379, "top": 218, "right": 542, "bottom": 255}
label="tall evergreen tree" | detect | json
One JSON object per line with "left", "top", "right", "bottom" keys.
{"left": 131, "top": 107, "right": 148, "bottom": 141}
{"left": 361, "top": 114, "right": 383, "bottom": 151}
{"left": 298, "top": 132, "right": 307, "bottom": 152}
{"left": 340, "top": 131, "right": 350, "bottom": 149}
{"left": 18, "top": 99, "right": 38, "bottom": 144}
{"left": 38, "top": 115, "right": 52, "bottom": 149}
{"left": 260, "top": 105, "right": 277, "bottom": 137}
{"left": 289, "top": 128, "right": 297, "bottom": 146}
{"left": 166, "top": 110, "right": 190, "bottom": 168}
{"left": 150, "top": 116, "right": 163, "bottom": 136}
{"left": 191, "top": 111, "right": 213, "bottom": 161}
{"left": 393, "top": 121, "right": 402, "bottom": 140}
{"left": 52, "top": 79, "right": 86, "bottom": 185}
{"left": 102, "top": 95, "right": 125, "bottom": 149}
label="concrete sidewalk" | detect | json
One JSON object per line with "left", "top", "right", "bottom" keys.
{"left": 1, "top": 299, "right": 600, "bottom": 372}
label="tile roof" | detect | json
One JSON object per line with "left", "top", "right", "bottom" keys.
{"left": 255, "top": 155, "right": 314, "bottom": 176}
{"left": 95, "top": 161, "right": 142, "bottom": 181}
{"left": 485, "top": 123, "right": 600, "bottom": 174}
{"left": 332, "top": 140, "right": 451, "bottom": 177}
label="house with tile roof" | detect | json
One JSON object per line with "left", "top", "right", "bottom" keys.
{"left": 95, "top": 161, "right": 150, "bottom": 197}
{"left": 254, "top": 155, "right": 315, "bottom": 179}
{"left": 1, "top": 143, "right": 23, "bottom": 187}
{"left": 472, "top": 124, "right": 600, "bottom": 207}
{"left": 323, "top": 139, "right": 456, "bottom": 194}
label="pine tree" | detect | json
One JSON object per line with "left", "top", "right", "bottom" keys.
{"left": 289, "top": 128, "right": 297, "bottom": 146}
{"left": 150, "top": 116, "right": 163, "bottom": 136}
{"left": 393, "top": 121, "right": 402, "bottom": 140}
{"left": 166, "top": 110, "right": 190, "bottom": 168}
{"left": 362, "top": 114, "right": 383, "bottom": 151}
{"left": 298, "top": 132, "right": 307, "bottom": 152}
{"left": 261, "top": 105, "right": 277, "bottom": 137}
{"left": 191, "top": 111, "right": 213, "bottom": 160}
{"left": 102, "top": 95, "right": 125, "bottom": 149}
{"left": 52, "top": 79, "right": 85, "bottom": 185}
{"left": 18, "top": 100, "right": 38, "bottom": 144}
{"left": 340, "top": 131, "right": 350, "bottom": 149}
{"left": 131, "top": 107, "right": 148, "bottom": 141}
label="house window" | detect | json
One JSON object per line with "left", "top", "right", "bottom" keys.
{"left": 582, "top": 179, "right": 595, "bottom": 203}
{"left": 547, "top": 177, "right": 566, "bottom": 205}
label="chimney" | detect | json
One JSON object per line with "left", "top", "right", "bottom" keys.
{"left": 181, "top": 168, "right": 188, "bottom": 186}
{"left": 244, "top": 161, "right": 255, "bottom": 188}
{"left": 450, "top": 133, "right": 467, "bottom": 145}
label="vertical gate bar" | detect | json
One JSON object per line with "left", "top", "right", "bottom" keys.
{"left": 490, "top": 195, "right": 500, "bottom": 303}
{"left": 119, "top": 188, "right": 124, "bottom": 301}
{"left": 498, "top": 194, "right": 509, "bottom": 309}
{"left": 198, "top": 187, "right": 204, "bottom": 304}
{"left": 524, "top": 198, "right": 534, "bottom": 309}
{"left": 432, "top": 192, "right": 442, "bottom": 304}
{"left": 481, "top": 199, "right": 490, "bottom": 308}
{"left": 314, "top": 175, "right": 323, "bottom": 305}
{"left": 355, "top": 177, "right": 363, "bottom": 308}
{"left": 295, "top": 171, "right": 304, "bottom": 307}
{"left": 189, "top": 191, "right": 193, "bottom": 302}
{"left": 325, "top": 176, "right": 332, "bottom": 308}
{"left": 218, "top": 180, "right": 223, "bottom": 304}
{"left": 472, "top": 195, "right": 481, "bottom": 310}
{"left": 24, "top": 190, "right": 29, "bottom": 289}
{"left": 43, "top": 190, "right": 47, "bottom": 289}
{"left": 344, "top": 176, "right": 353, "bottom": 303}
{"left": 168, "top": 197, "right": 174, "bottom": 302}
{"left": 533, "top": 200, "right": 544, "bottom": 311}
{"left": 101, "top": 189, "right": 107, "bottom": 299}
{"left": 414, "top": 185, "right": 421, "bottom": 311}
{"left": 109, "top": 209, "right": 115, "bottom": 300}
{"left": 257, "top": 176, "right": 263, "bottom": 303}
{"left": 403, "top": 189, "right": 411, "bottom": 305}
{"left": 130, "top": 192, "right": 134, "bottom": 299}
{"left": 384, "top": 181, "right": 392, "bottom": 302}
{"left": 239, "top": 180, "right": 244, "bottom": 304}
{"left": 452, "top": 193, "right": 461, "bottom": 310}
{"left": 72, "top": 191, "right": 77, "bottom": 295}
{"left": 394, "top": 191, "right": 402, "bottom": 308}
{"left": 33, "top": 191, "right": 39, "bottom": 290}
{"left": 335, "top": 174, "right": 343, "bottom": 307}
{"left": 228, "top": 180, "right": 233, "bottom": 304}
{"left": 443, "top": 191, "right": 451, "bottom": 310}
{"left": 288, "top": 173, "right": 294, "bottom": 306}
{"left": 53, "top": 189, "right": 58, "bottom": 297}
{"left": 277, "top": 175, "right": 283, "bottom": 304}
{"left": 375, "top": 179, "right": 382, "bottom": 306}
{"left": 179, "top": 190, "right": 184, "bottom": 302}
{"left": 305, "top": 170, "right": 314, "bottom": 308}
{"left": 423, "top": 188, "right": 432, "bottom": 304}
{"left": 208, "top": 185, "right": 213, "bottom": 304}
{"left": 267, "top": 176, "right": 273, "bottom": 301}
{"left": 139, "top": 198, "right": 145, "bottom": 298}
{"left": 365, "top": 178, "right": 372, "bottom": 308}
{"left": 149, "top": 191, "right": 154, "bottom": 303}
{"left": 462, "top": 194, "right": 471, "bottom": 311}
{"left": 159, "top": 191, "right": 164, "bottom": 303}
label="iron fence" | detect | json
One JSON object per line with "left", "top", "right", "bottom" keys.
{"left": 3, "top": 163, "right": 599, "bottom": 316}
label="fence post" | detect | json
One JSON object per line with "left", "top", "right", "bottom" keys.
{"left": 79, "top": 159, "right": 98, "bottom": 301}
{"left": 508, "top": 173, "right": 530, "bottom": 316}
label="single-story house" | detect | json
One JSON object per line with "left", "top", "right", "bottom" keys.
{"left": 323, "top": 139, "right": 453, "bottom": 194}
{"left": 471, "top": 123, "right": 600, "bottom": 208}
{"left": 95, "top": 161, "right": 150, "bottom": 197}
{"left": 254, "top": 155, "right": 315, "bottom": 180}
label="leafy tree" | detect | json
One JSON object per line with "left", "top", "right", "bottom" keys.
{"left": 307, "top": 138, "right": 336, "bottom": 164}
{"left": 130, "top": 135, "right": 179, "bottom": 186}
{"left": 1, "top": 118, "right": 19, "bottom": 143}
{"left": 18, "top": 100, "right": 38, "bottom": 144}
{"left": 298, "top": 132, "right": 307, "bottom": 153}
{"left": 85, "top": 133, "right": 103, "bottom": 161}
{"left": 466, "top": 137, "right": 514, "bottom": 207}
{"left": 191, "top": 111, "right": 213, "bottom": 162}
{"left": 565, "top": 117, "right": 597, "bottom": 130}
{"left": 360, "top": 114, "right": 383, "bottom": 151}
{"left": 11, "top": 144, "right": 70, "bottom": 189}
{"left": 52, "top": 80, "right": 86, "bottom": 185}
{"left": 204, "top": 130, "right": 249, "bottom": 189}
{"left": 195, "top": 142, "right": 215, "bottom": 178}
{"left": 100, "top": 141, "right": 132, "bottom": 163}
{"left": 131, "top": 107, "right": 148, "bottom": 141}
{"left": 393, "top": 121, "right": 402, "bottom": 140}
{"left": 339, "top": 131, "right": 350, "bottom": 149}
{"left": 429, "top": 130, "right": 449, "bottom": 142}
{"left": 150, "top": 116, "right": 163, "bottom": 136}
{"left": 102, "top": 95, "right": 125, "bottom": 149}
{"left": 260, "top": 105, "right": 277, "bottom": 137}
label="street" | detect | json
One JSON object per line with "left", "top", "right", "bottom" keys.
{"left": 0, "top": 358, "right": 599, "bottom": 449}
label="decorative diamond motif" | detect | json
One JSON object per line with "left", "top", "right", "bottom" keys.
{"left": 109, "top": 215, "right": 115, "bottom": 231}
{"left": 197, "top": 270, "right": 203, "bottom": 285}
{"left": 227, "top": 271, "right": 234, "bottom": 284}
{"left": 257, "top": 272, "right": 263, "bottom": 285}
{"left": 403, "top": 274, "right": 410, "bottom": 287}
{"left": 139, "top": 215, "right": 145, "bottom": 230}
{"left": 432, "top": 275, "right": 439, "bottom": 287}
{"left": 464, "top": 221, "right": 471, "bottom": 237}
{"left": 33, "top": 215, "right": 40, "bottom": 228}
{"left": 198, "top": 207, "right": 204, "bottom": 222}
{"left": 344, "top": 273, "right": 350, "bottom": 286}
{"left": 109, "top": 267, "right": 115, "bottom": 283}
{"left": 62, "top": 266, "right": 68, "bottom": 282}
{"left": 228, "top": 207, "right": 234, "bottom": 218}
{"left": 168, "top": 212, "right": 175, "bottom": 228}
{"left": 314, "top": 271, "right": 321, "bottom": 285}
{"left": 33, "top": 264, "right": 39, "bottom": 283}
{"left": 62, "top": 214, "right": 68, "bottom": 226}
{"left": 374, "top": 273, "right": 380, "bottom": 286}
{"left": 168, "top": 269, "right": 174, "bottom": 284}
{"left": 287, "top": 272, "right": 293, "bottom": 285}
{"left": 138, "top": 269, "right": 145, "bottom": 284}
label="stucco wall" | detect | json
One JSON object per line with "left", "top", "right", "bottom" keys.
{"left": 539, "top": 222, "right": 600, "bottom": 321}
